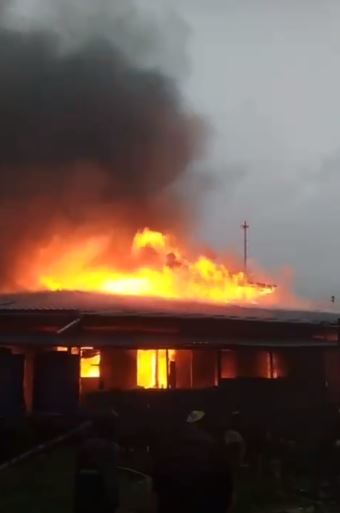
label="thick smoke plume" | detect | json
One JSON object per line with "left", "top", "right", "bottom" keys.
{"left": 0, "top": 3, "right": 202, "bottom": 291}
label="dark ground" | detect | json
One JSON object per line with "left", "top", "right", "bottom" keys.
{"left": 0, "top": 446, "right": 335, "bottom": 513}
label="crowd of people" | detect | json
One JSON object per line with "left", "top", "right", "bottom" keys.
{"left": 73, "top": 406, "right": 340, "bottom": 513}
{"left": 74, "top": 409, "right": 245, "bottom": 513}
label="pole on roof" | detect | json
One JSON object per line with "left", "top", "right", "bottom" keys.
{"left": 241, "top": 220, "right": 249, "bottom": 276}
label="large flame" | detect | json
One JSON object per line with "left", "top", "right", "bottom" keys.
{"left": 18, "top": 227, "right": 280, "bottom": 389}
{"left": 30, "top": 228, "right": 276, "bottom": 304}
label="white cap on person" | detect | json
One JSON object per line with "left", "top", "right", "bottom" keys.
{"left": 186, "top": 410, "right": 205, "bottom": 424}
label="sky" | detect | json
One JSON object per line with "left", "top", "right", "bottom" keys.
{"left": 171, "top": 0, "right": 340, "bottom": 303}
{"left": 4, "top": 0, "right": 340, "bottom": 304}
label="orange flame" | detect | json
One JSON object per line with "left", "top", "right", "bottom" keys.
{"left": 137, "top": 349, "right": 176, "bottom": 389}
{"left": 29, "top": 227, "right": 276, "bottom": 305}
{"left": 56, "top": 346, "right": 100, "bottom": 379}
{"left": 80, "top": 348, "right": 101, "bottom": 378}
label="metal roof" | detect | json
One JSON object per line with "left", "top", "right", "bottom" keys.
{"left": 0, "top": 333, "right": 335, "bottom": 349}
{"left": 0, "top": 291, "right": 337, "bottom": 349}
{"left": 0, "top": 290, "right": 338, "bottom": 325}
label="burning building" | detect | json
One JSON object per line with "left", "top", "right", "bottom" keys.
{"left": 0, "top": 290, "right": 339, "bottom": 419}
{"left": 0, "top": 9, "right": 338, "bottom": 424}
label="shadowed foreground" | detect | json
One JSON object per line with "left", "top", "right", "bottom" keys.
{"left": 0, "top": 446, "right": 334, "bottom": 513}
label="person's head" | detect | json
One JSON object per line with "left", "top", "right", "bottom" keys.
{"left": 229, "top": 410, "right": 241, "bottom": 430}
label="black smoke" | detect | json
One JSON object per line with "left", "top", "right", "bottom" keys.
{"left": 0, "top": 28, "right": 200, "bottom": 289}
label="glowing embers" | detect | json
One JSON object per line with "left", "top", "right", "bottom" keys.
{"left": 80, "top": 347, "right": 101, "bottom": 378}
{"left": 137, "top": 349, "right": 175, "bottom": 389}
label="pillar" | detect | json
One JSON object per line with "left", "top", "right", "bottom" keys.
{"left": 100, "top": 349, "right": 137, "bottom": 390}
{"left": 24, "top": 348, "right": 35, "bottom": 413}
{"left": 192, "top": 350, "right": 217, "bottom": 389}
{"left": 174, "top": 350, "right": 192, "bottom": 388}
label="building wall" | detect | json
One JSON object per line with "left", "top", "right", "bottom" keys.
{"left": 324, "top": 349, "right": 340, "bottom": 402}
{"left": 33, "top": 351, "right": 80, "bottom": 414}
{"left": 192, "top": 350, "right": 217, "bottom": 388}
{"left": 100, "top": 348, "right": 137, "bottom": 390}
{"left": 0, "top": 344, "right": 332, "bottom": 416}
{"left": 221, "top": 349, "right": 272, "bottom": 379}
{"left": 173, "top": 350, "right": 192, "bottom": 388}
{"left": 0, "top": 349, "right": 25, "bottom": 415}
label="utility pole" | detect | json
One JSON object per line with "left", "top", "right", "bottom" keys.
{"left": 241, "top": 220, "right": 249, "bottom": 276}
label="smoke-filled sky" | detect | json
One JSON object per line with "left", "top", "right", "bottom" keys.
{"left": 0, "top": 0, "right": 203, "bottom": 290}
{"left": 2, "top": 0, "right": 340, "bottom": 304}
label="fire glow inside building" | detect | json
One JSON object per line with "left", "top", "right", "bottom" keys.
{"left": 0, "top": 290, "right": 339, "bottom": 417}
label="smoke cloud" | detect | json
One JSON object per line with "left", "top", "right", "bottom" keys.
{"left": 0, "top": 1, "right": 203, "bottom": 290}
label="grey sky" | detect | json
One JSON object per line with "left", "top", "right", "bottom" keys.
{"left": 5, "top": 0, "right": 340, "bottom": 304}
{"left": 168, "top": 0, "right": 340, "bottom": 304}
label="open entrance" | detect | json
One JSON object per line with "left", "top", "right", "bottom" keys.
{"left": 80, "top": 348, "right": 101, "bottom": 378}
{"left": 57, "top": 346, "right": 101, "bottom": 378}
{"left": 137, "top": 350, "right": 175, "bottom": 389}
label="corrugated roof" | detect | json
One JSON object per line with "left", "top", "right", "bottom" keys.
{"left": 0, "top": 290, "right": 338, "bottom": 326}
{"left": 0, "top": 333, "right": 335, "bottom": 349}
